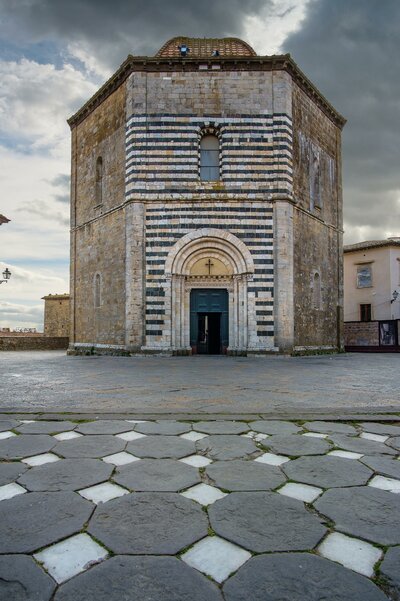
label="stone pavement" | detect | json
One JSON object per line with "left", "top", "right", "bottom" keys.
{"left": 1, "top": 351, "right": 399, "bottom": 413}
{"left": 0, "top": 416, "right": 400, "bottom": 600}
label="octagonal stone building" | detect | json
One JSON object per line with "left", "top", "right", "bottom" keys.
{"left": 68, "top": 37, "right": 345, "bottom": 355}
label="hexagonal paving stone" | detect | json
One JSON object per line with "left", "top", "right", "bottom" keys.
{"left": 361, "top": 455, "right": 400, "bottom": 480}
{"left": 359, "top": 422, "right": 400, "bottom": 436}
{"left": 18, "top": 458, "right": 113, "bottom": 491}
{"left": 205, "top": 459, "right": 285, "bottom": 491}
{"left": 113, "top": 458, "right": 200, "bottom": 491}
{"left": 194, "top": 421, "right": 249, "bottom": 435}
{"left": 266, "top": 434, "right": 331, "bottom": 456}
{"left": 16, "top": 421, "right": 76, "bottom": 435}
{"left": 302, "top": 421, "right": 357, "bottom": 435}
{"left": 209, "top": 492, "right": 326, "bottom": 553}
{"left": 88, "top": 492, "right": 208, "bottom": 554}
{"left": 0, "top": 554, "right": 56, "bottom": 601}
{"left": 331, "top": 434, "right": 397, "bottom": 456}
{"left": 0, "top": 435, "right": 55, "bottom": 459}
{"left": 0, "top": 419, "right": 20, "bottom": 432}
{"left": 283, "top": 455, "right": 373, "bottom": 488}
{"left": 196, "top": 435, "right": 258, "bottom": 460}
{"left": 134, "top": 420, "right": 191, "bottom": 435}
{"left": 315, "top": 486, "right": 400, "bottom": 545}
{"left": 250, "top": 420, "right": 301, "bottom": 435}
{"left": 54, "top": 556, "right": 223, "bottom": 601}
{"left": 0, "top": 491, "right": 93, "bottom": 553}
{"left": 222, "top": 553, "right": 388, "bottom": 601}
{"left": 380, "top": 546, "right": 400, "bottom": 598}
{"left": 53, "top": 435, "right": 125, "bottom": 458}
{"left": 387, "top": 436, "right": 400, "bottom": 451}
{"left": 126, "top": 435, "right": 195, "bottom": 459}
{"left": 75, "top": 420, "right": 134, "bottom": 435}
{"left": 0, "top": 461, "right": 27, "bottom": 485}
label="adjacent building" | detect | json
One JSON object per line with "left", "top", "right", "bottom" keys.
{"left": 344, "top": 238, "right": 400, "bottom": 350}
{"left": 68, "top": 36, "right": 345, "bottom": 355}
{"left": 42, "top": 294, "right": 70, "bottom": 337}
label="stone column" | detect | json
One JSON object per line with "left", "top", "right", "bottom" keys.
{"left": 125, "top": 201, "right": 145, "bottom": 351}
{"left": 274, "top": 200, "right": 294, "bottom": 352}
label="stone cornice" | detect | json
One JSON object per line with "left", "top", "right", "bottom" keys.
{"left": 68, "top": 54, "right": 346, "bottom": 130}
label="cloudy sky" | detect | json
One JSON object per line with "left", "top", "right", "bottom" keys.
{"left": 0, "top": 0, "right": 399, "bottom": 329}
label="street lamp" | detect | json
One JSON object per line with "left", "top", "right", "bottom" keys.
{"left": 391, "top": 290, "right": 399, "bottom": 304}
{"left": 0, "top": 268, "right": 11, "bottom": 284}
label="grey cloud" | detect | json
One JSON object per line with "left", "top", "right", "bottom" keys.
{"left": 50, "top": 174, "right": 70, "bottom": 189}
{"left": 283, "top": 0, "right": 400, "bottom": 242}
{"left": 55, "top": 194, "right": 70, "bottom": 204}
{"left": 0, "top": 0, "right": 272, "bottom": 70}
{"left": 18, "top": 200, "right": 69, "bottom": 227}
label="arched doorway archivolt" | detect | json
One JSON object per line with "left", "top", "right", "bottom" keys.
{"left": 164, "top": 229, "right": 255, "bottom": 353}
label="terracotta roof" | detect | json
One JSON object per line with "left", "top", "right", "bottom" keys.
{"left": 344, "top": 238, "right": 400, "bottom": 252}
{"left": 156, "top": 37, "right": 257, "bottom": 58}
{"left": 0, "top": 214, "right": 10, "bottom": 225}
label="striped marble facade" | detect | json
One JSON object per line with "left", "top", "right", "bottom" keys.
{"left": 143, "top": 202, "right": 274, "bottom": 347}
{"left": 125, "top": 114, "right": 293, "bottom": 200}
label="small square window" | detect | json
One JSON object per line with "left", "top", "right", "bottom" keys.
{"left": 360, "top": 304, "right": 371, "bottom": 322}
{"left": 357, "top": 264, "right": 372, "bottom": 288}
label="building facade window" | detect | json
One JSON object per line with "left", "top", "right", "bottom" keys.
{"left": 200, "top": 134, "right": 220, "bottom": 181}
{"left": 95, "top": 156, "right": 103, "bottom": 205}
{"left": 356, "top": 264, "right": 372, "bottom": 288}
{"left": 360, "top": 303, "right": 371, "bottom": 322}
{"left": 312, "top": 272, "right": 321, "bottom": 309}
{"left": 310, "top": 152, "right": 321, "bottom": 210}
{"left": 94, "top": 273, "right": 101, "bottom": 308}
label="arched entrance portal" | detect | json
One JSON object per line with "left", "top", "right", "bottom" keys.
{"left": 164, "top": 229, "right": 255, "bottom": 354}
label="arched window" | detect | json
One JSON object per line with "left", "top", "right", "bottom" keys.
{"left": 310, "top": 152, "right": 321, "bottom": 210}
{"left": 312, "top": 272, "right": 321, "bottom": 309}
{"left": 200, "top": 135, "right": 220, "bottom": 181}
{"left": 95, "top": 156, "right": 103, "bottom": 205}
{"left": 94, "top": 273, "right": 101, "bottom": 308}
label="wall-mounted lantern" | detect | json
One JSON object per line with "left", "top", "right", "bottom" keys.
{"left": 0, "top": 268, "right": 11, "bottom": 284}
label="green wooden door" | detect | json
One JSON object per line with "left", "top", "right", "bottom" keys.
{"left": 190, "top": 289, "right": 228, "bottom": 354}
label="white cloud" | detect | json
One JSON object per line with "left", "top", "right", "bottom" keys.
{"left": 244, "top": 0, "right": 309, "bottom": 55}
{"left": 0, "top": 58, "right": 97, "bottom": 154}
{"left": 0, "top": 262, "right": 68, "bottom": 330}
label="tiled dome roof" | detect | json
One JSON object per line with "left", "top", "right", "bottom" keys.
{"left": 156, "top": 37, "right": 257, "bottom": 58}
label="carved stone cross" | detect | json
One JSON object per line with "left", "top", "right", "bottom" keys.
{"left": 205, "top": 259, "right": 214, "bottom": 275}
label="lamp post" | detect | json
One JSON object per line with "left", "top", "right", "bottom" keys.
{"left": 0, "top": 268, "right": 11, "bottom": 284}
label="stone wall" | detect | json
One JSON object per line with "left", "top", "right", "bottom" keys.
{"left": 344, "top": 322, "right": 379, "bottom": 347}
{"left": 0, "top": 337, "right": 69, "bottom": 351}
{"left": 72, "top": 85, "right": 126, "bottom": 227}
{"left": 70, "top": 84, "right": 127, "bottom": 346}
{"left": 73, "top": 210, "right": 126, "bottom": 345}
{"left": 291, "top": 82, "right": 343, "bottom": 351}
